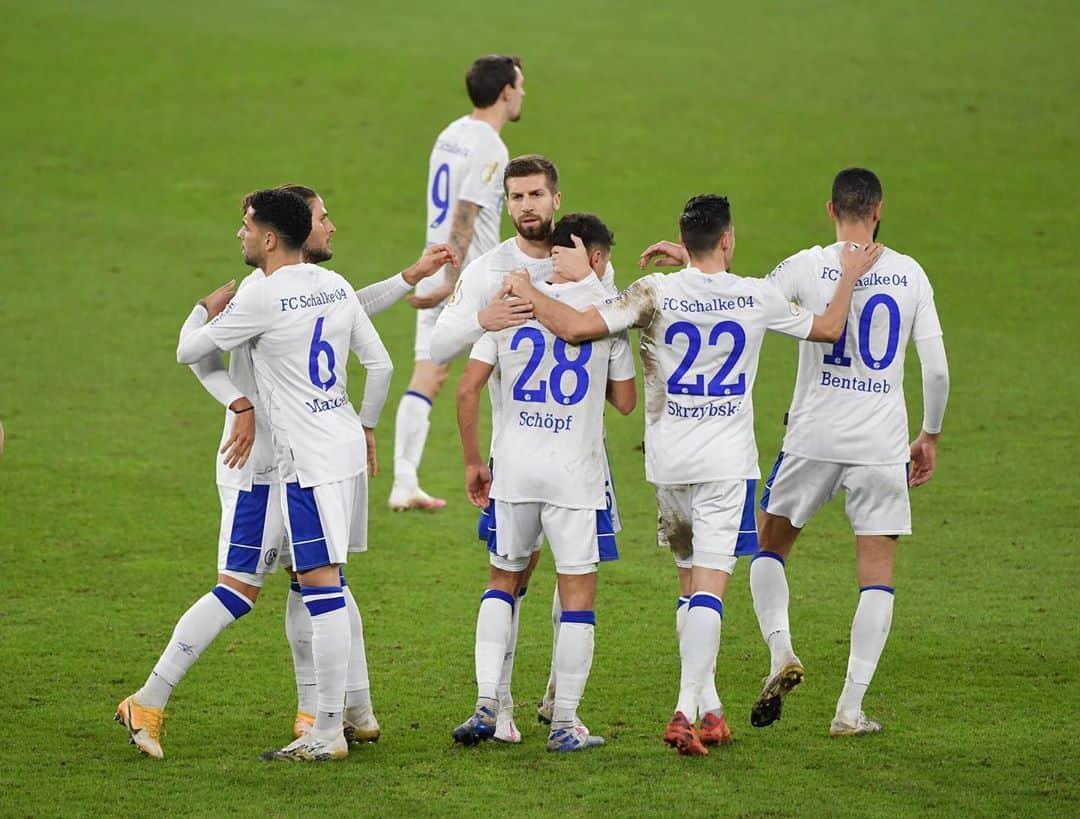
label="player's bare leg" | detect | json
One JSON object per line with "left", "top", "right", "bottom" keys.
{"left": 831, "top": 534, "right": 897, "bottom": 737}
{"left": 750, "top": 511, "right": 805, "bottom": 728}
{"left": 547, "top": 571, "right": 604, "bottom": 752}
{"left": 454, "top": 566, "right": 522, "bottom": 745}
{"left": 667, "top": 567, "right": 729, "bottom": 756}
{"left": 262, "top": 564, "right": 349, "bottom": 762}
{"left": 117, "top": 574, "right": 259, "bottom": 759}
{"left": 390, "top": 360, "right": 449, "bottom": 511}
{"left": 536, "top": 585, "right": 561, "bottom": 725}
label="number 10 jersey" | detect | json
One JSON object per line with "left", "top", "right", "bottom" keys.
{"left": 767, "top": 243, "right": 944, "bottom": 465}
{"left": 598, "top": 268, "right": 813, "bottom": 486}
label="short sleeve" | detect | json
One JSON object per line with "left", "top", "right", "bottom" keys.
{"left": 765, "top": 249, "right": 814, "bottom": 303}
{"left": 204, "top": 279, "right": 271, "bottom": 352}
{"left": 458, "top": 138, "right": 506, "bottom": 211}
{"left": 758, "top": 280, "right": 814, "bottom": 339}
{"left": 596, "top": 275, "right": 660, "bottom": 334}
{"left": 911, "top": 264, "right": 944, "bottom": 341}
{"left": 607, "top": 331, "right": 636, "bottom": 381}
{"left": 470, "top": 331, "right": 499, "bottom": 365}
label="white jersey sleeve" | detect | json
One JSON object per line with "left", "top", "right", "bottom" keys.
{"left": 911, "top": 263, "right": 944, "bottom": 341}
{"left": 429, "top": 254, "right": 491, "bottom": 363}
{"left": 608, "top": 331, "right": 636, "bottom": 381}
{"left": 766, "top": 249, "right": 816, "bottom": 304}
{"left": 349, "top": 303, "right": 394, "bottom": 429}
{"left": 458, "top": 135, "right": 506, "bottom": 211}
{"left": 757, "top": 279, "right": 814, "bottom": 339}
{"left": 182, "top": 305, "right": 245, "bottom": 408}
{"left": 356, "top": 273, "right": 411, "bottom": 317}
{"left": 470, "top": 331, "right": 499, "bottom": 366}
{"left": 201, "top": 278, "right": 273, "bottom": 353}
{"left": 597, "top": 275, "right": 661, "bottom": 334}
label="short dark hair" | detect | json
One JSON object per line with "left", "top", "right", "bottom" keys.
{"left": 246, "top": 188, "right": 312, "bottom": 250}
{"left": 504, "top": 154, "right": 558, "bottom": 193}
{"left": 831, "top": 167, "right": 882, "bottom": 221}
{"left": 275, "top": 183, "right": 319, "bottom": 203}
{"left": 679, "top": 195, "right": 732, "bottom": 256}
{"left": 466, "top": 55, "right": 522, "bottom": 108}
{"left": 552, "top": 213, "right": 614, "bottom": 252}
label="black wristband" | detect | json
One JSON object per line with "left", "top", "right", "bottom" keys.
{"left": 232, "top": 405, "right": 254, "bottom": 414}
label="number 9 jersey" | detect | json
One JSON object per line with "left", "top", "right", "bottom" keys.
{"left": 598, "top": 268, "right": 813, "bottom": 486}
{"left": 767, "top": 243, "right": 944, "bottom": 465}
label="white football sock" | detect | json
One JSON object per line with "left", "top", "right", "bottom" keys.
{"left": 543, "top": 585, "right": 563, "bottom": 702}
{"left": 343, "top": 583, "right": 373, "bottom": 715}
{"left": 836, "top": 586, "right": 894, "bottom": 722}
{"left": 552, "top": 612, "right": 595, "bottom": 727}
{"left": 284, "top": 582, "right": 316, "bottom": 716}
{"left": 475, "top": 590, "right": 514, "bottom": 703}
{"left": 138, "top": 585, "right": 252, "bottom": 710}
{"left": 302, "top": 585, "right": 350, "bottom": 734}
{"left": 751, "top": 552, "right": 796, "bottom": 676}
{"left": 393, "top": 391, "right": 432, "bottom": 492}
{"left": 675, "top": 593, "right": 723, "bottom": 722}
{"left": 497, "top": 586, "right": 525, "bottom": 708}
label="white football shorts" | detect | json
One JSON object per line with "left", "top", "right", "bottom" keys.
{"left": 490, "top": 501, "right": 600, "bottom": 576}
{"left": 217, "top": 482, "right": 287, "bottom": 588}
{"left": 759, "top": 452, "right": 911, "bottom": 536}
{"left": 281, "top": 473, "right": 368, "bottom": 572}
{"left": 654, "top": 480, "right": 758, "bottom": 573}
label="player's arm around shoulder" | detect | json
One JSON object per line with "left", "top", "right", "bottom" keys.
{"left": 176, "top": 276, "right": 268, "bottom": 364}
{"left": 805, "top": 242, "right": 884, "bottom": 342}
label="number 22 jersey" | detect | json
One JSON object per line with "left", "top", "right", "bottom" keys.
{"left": 598, "top": 268, "right": 813, "bottom": 485}
{"left": 767, "top": 243, "right": 943, "bottom": 465}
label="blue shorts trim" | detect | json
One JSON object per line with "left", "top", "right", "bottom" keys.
{"left": 760, "top": 452, "right": 785, "bottom": 512}
{"left": 225, "top": 484, "right": 270, "bottom": 573}
{"left": 735, "top": 479, "right": 759, "bottom": 557}
{"left": 286, "top": 483, "right": 331, "bottom": 571}
{"left": 479, "top": 502, "right": 619, "bottom": 561}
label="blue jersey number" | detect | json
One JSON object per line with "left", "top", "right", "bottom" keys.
{"left": 430, "top": 163, "right": 450, "bottom": 229}
{"left": 665, "top": 320, "right": 747, "bottom": 397}
{"left": 308, "top": 317, "right": 337, "bottom": 391}
{"left": 510, "top": 328, "right": 592, "bottom": 405}
{"left": 822, "top": 294, "right": 901, "bottom": 371}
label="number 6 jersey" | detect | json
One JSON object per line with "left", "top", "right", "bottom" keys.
{"left": 201, "top": 263, "right": 393, "bottom": 487}
{"left": 767, "top": 243, "right": 943, "bottom": 465}
{"left": 598, "top": 268, "right": 813, "bottom": 485}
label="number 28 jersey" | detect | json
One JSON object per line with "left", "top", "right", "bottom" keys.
{"left": 471, "top": 277, "right": 635, "bottom": 509}
{"left": 598, "top": 268, "right": 813, "bottom": 485}
{"left": 767, "top": 243, "right": 943, "bottom": 465}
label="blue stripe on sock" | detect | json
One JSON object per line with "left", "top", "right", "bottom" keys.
{"left": 339, "top": 568, "right": 348, "bottom": 587}
{"left": 211, "top": 585, "right": 253, "bottom": 619}
{"left": 300, "top": 585, "right": 342, "bottom": 596}
{"left": 688, "top": 593, "right": 723, "bottom": 617}
{"left": 404, "top": 390, "right": 433, "bottom": 407}
{"left": 517, "top": 586, "right": 528, "bottom": 599}
{"left": 677, "top": 596, "right": 690, "bottom": 610}
{"left": 289, "top": 580, "right": 302, "bottom": 594}
{"left": 560, "top": 610, "right": 596, "bottom": 625}
{"left": 305, "top": 596, "right": 347, "bottom": 617}
{"left": 481, "top": 589, "right": 515, "bottom": 609}
{"left": 860, "top": 584, "right": 895, "bottom": 595}
{"left": 760, "top": 451, "right": 785, "bottom": 511}
{"left": 752, "top": 550, "right": 786, "bottom": 566}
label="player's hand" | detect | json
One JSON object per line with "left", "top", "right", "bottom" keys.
{"left": 908, "top": 431, "right": 938, "bottom": 487}
{"left": 639, "top": 240, "right": 688, "bottom": 269}
{"left": 220, "top": 399, "right": 255, "bottom": 469}
{"left": 839, "top": 241, "right": 884, "bottom": 279}
{"left": 201, "top": 280, "right": 237, "bottom": 319}
{"left": 478, "top": 282, "right": 532, "bottom": 330}
{"left": 407, "top": 281, "right": 454, "bottom": 309}
{"left": 364, "top": 427, "right": 378, "bottom": 477}
{"left": 552, "top": 234, "right": 593, "bottom": 281}
{"left": 465, "top": 462, "right": 491, "bottom": 508}
{"left": 403, "top": 243, "right": 459, "bottom": 286}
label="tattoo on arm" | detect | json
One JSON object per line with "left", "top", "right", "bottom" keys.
{"left": 445, "top": 202, "right": 481, "bottom": 286}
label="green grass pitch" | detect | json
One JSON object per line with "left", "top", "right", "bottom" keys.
{"left": 1, "top": 1, "right": 1077, "bottom": 816}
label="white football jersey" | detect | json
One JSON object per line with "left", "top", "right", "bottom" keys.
{"left": 472, "top": 277, "right": 635, "bottom": 509}
{"left": 204, "top": 263, "right": 392, "bottom": 488}
{"left": 599, "top": 267, "right": 813, "bottom": 485}
{"left": 767, "top": 242, "right": 943, "bottom": 464}
{"left": 416, "top": 116, "right": 509, "bottom": 300}
{"left": 431, "top": 236, "right": 616, "bottom": 364}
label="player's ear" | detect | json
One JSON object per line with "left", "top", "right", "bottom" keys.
{"left": 826, "top": 201, "right": 837, "bottom": 221}
{"left": 552, "top": 191, "right": 561, "bottom": 211}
